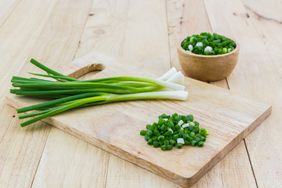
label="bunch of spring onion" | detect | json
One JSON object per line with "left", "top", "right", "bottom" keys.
{"left": 10, "top": 58, "right": 188, "bottom": 127}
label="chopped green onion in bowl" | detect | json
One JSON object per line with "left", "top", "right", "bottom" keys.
{"left": 181, "top": 32, "right": 236, "bottom": 55}
{"left": 140, "top": 113, "right": 208, "bottom": 151}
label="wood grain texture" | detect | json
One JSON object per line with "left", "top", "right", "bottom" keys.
{"left": 106, "top": 155, "right": 177, "bottom": 188}
{"left": 0, "top": 0, "right": 21, "bottom": 27}
{"left": 6, "top": 60, "right": 271, "bottom": 187}
{"left": 204, "top": 0, "right": 282, "bottom": 187}
{"left": 103, "top": 1, "right": 174, "bottom": 187}
{"left": 32, "top": 128, "right": 109, "bottom": 188}
{"left": 166, "top": 1, "right": 258, "bottom": 187}
{"left": 31, "top": 1, "right": 125, "bottom": 187}
{"left": 32, "top": 1, "right": 178, "bottom": 188}
{"left": 0, "top": 104, "right": 50, "bottom": 188}
{"left": 0, "top": 0, "right": 280, "bottom": 187}
{"left": 0, "top": 1, "right": 57, "bottom": 188}
{"left": 0, "top": 0, "right": 58, "bottom": 100}
{"left": 0, "top": 0, "right": 92, "bottom": 188}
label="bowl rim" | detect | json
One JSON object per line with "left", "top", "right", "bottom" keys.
{"left": 178, "top": 38, "right": 240, "bottom": 58}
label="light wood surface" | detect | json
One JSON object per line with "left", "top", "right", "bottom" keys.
{"left": 0, "top": 0, "right": 281, "bottom": 187}
{"left": 7, "top": 59, "right": 271, "bottom": 187}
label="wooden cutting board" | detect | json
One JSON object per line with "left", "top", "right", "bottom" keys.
{"left": 6, "top": 59, "right": 271, "bottom": 187}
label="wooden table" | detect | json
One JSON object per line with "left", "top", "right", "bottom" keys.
{"left": 0, "top": 0, "right": 281, "bottom": 187}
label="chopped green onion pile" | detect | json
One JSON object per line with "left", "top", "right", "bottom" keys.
{"left": 11, "top": 59, "right": 188, "bottom": 127}
{"left": 181, "top": 32, "right": 236, "bottom": 55}
{"left": 140, "top": 113, "right": 208, "bottom": 150}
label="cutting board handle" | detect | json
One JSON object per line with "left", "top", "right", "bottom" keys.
{"left": 67, "top": 63, "right": 105, "bottom": 79}
{"left": 47, "top": 51, "right": 154, "bottom": 79}
{"left": 52, "top": 62, "right": 105, "bottom": 79}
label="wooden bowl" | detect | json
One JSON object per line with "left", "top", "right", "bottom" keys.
{"left": 177, "top": 43, "right": 239, "bottom": 82}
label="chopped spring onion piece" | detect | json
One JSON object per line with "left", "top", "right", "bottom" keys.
{"left": 195, "top": 42, "right": 203, "bottom": 47}
{"left": 182, "top": 123, "right": 189, "bottom": 128}
{"left": 188, "top": 44, "right": 193, "bottom": 51}
{"left": 178, "top": 120, "right": 184, "bottom": 126}
{"left": 204, "top": 46, "right": 213, "bottom": 54}
{"left": 189, "top": 122, "right": 195, "bottom": 126}
{"left": 177, "top": 138, "right": 185, "bottom": 144}
{"left": 11, "top": 59, "right": 189, "bottom": 127}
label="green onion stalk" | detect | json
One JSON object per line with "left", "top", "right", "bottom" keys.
{"left": 10, "top": 58, "right": 188, "bottom": 127}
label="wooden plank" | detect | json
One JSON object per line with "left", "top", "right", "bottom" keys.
{"left": 204, "top": 0, "right": 282, "bottom": 187}
{"left": 0, "top": 104, "right": 50, "bottom": 188}
{"left": 106, "top": 156, "right": 177, "bottom": 188}
{"left": 75, "top": 0, "right": 131, "bottom": 59}
{"left": 0, "top": 104, "right": 14, "bottom": 142}
{"left": 17, "top": 0, "right": 92, "bottom": 74}
{"left": 0, "top": 0, "right": 57, "bottom": 100}
{"left": 106, "top": 141, "right": 255, "bottom": 188}
{"left": 0, "top": 0, "right": 58, "bottom": 188}
{"left": 31, "top": 128, "right": 109, "bottom": 188}
{"left": 0, "top": 0, "right": 92, "bottom": 188}
{"left": 0, "top": 0, "right": 22, "bottom": 27}
{"left": 235, "top": 0, "right": 282, "bottom": 187}
{"left": 166, "top": 0, "right": 257, "bottom": 187}
{"left": 7, "top": 60, "right": 271, "bottom": 187}
{"left": 31, "top": 0, "right": 111, "bottom": 187}
{"left": 191, "top": 140, "right": 256, "bottom": 188}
